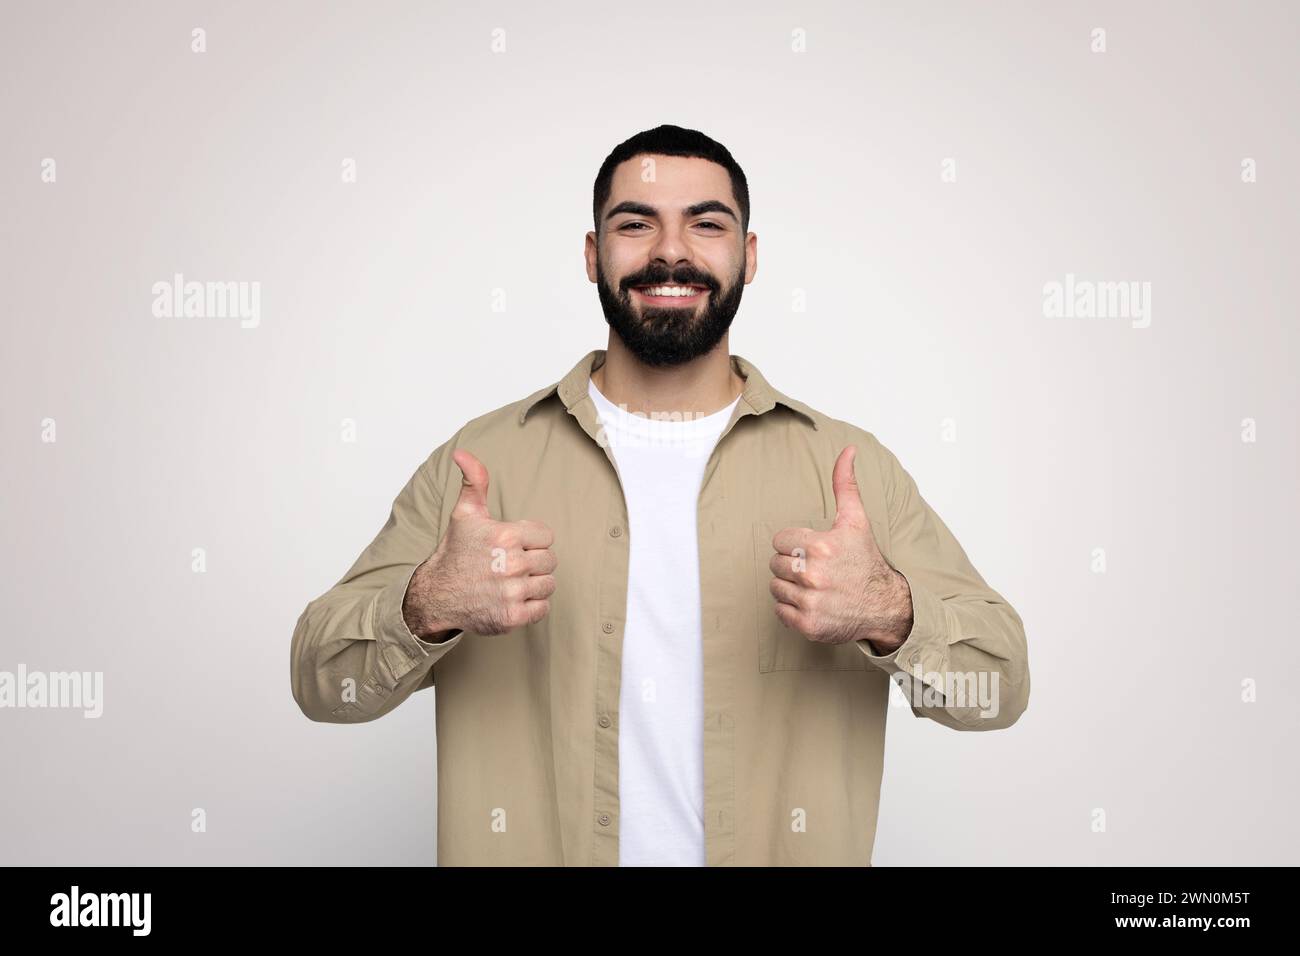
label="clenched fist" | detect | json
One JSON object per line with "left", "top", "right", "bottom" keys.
{"left": 767, "top": 445, "right": 914, "bottom": 654}
{"left": 402, "top": 449, "right": 558, "bottom": 640}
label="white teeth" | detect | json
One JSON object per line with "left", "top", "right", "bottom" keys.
{"left": 641, "top": 285, "right": 701, "bottom": 297}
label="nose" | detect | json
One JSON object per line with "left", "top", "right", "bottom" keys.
{"left": 648, "top": 221, "right": 691, "bottom": 269}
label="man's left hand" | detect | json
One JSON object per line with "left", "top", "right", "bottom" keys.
{"left": 768, "top": 445, "right": 914, "bottom": 655}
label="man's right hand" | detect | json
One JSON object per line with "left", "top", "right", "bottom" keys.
{"left": 402, "top": 449, "right": 558, "bottom": 640}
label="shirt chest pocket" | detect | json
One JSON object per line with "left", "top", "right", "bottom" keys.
{"left": 751, "top": 517, "right": 872, "bottom": 673}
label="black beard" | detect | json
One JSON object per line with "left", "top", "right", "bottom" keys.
{"left": 596, "top": 257, "right": 745, "bottom": 367}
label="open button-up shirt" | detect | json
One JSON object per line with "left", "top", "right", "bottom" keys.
{"left": 290, "top": 348, "right": 1030, "bottom": 865}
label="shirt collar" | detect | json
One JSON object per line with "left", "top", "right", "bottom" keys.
{"left": 517, "top": 348, "right": 819, "bottom": 430}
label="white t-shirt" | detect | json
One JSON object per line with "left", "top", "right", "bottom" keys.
{"left": 588, "top": 375, "right": 741, "bottom": 867}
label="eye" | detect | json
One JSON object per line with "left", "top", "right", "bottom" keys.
{"left": 619, "top": 221, "right": 649, "bottom": 231}
{"left": 695, "top": 221, "right": 724, "bottom": 230}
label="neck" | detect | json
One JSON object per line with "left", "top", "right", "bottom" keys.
{"left": 592, "top": 333, "right": 744, "bottom": 417}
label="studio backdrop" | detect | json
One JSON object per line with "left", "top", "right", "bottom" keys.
{"left": 1, "top": 0, "right": 1296, "bottom": 865}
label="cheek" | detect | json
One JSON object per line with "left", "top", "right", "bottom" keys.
{"left": 703, "top": 250, "right": 743, "bottom": 284}
{"left": 601, "top": 249, "right": 643, "bottom": 286}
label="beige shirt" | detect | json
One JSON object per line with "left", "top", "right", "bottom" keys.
{"left": 290, "top": 348, "right": 1030, "bottom": 865}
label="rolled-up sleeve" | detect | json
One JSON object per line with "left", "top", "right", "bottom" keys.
{"left": 855, "top": 435, "right": 1030, "bottom": 732}
{"left": 290, "top": 436, "right": 465, "bottom": 723}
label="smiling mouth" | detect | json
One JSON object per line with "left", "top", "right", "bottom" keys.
{"left": 631, "top": 284, "right": 709, "bottom": 306}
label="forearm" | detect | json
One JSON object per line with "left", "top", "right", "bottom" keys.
{"left": 861, "top": 571, "right": 1029, "bottom": 731}
{"left": 291, "top": 568, "right": 462, "bottom": 723}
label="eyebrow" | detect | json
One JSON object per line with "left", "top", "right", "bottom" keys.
{"left": 605, "top": 199, "right": 739, "bottom": 223}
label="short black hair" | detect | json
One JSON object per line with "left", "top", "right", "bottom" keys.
{"left": 592, "top": 125, "right": 750, "bottom": 237}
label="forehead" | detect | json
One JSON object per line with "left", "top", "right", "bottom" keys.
{"left": 605, "top": 153, "right": 735, "bottom": 210}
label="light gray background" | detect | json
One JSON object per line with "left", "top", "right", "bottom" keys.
{"left": 2, "top": 0, "right": 1296, "bottom": 865}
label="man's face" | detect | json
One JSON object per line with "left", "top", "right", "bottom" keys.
{"left": 586, "top": 154, "right": 757, "bottom": 367}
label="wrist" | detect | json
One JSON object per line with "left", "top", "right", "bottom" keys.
{"left": 864, "top": 570, "right": 913, "bottom": 654}
{"left": 402, "top": 555, "right": 461, "bottom": 641}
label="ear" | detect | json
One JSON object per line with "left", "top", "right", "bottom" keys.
{"left": 584, "top": 230, "right": 599, "bottom": 283}
{"left": 743, "top": 231, "right": 758, "bottom": 285}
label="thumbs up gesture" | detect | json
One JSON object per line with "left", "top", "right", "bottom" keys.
{"left": 402, "top": 449, "right": 558, "bottom": 639}
{"left": 766, "top": 446, "right": 914, "bottom": 653}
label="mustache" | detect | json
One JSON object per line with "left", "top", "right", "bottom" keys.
{"left": 619, "top": 267, "right": 718, "bottom": 293}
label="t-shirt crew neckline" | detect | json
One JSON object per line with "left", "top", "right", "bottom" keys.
{"left": 587, "top": 376, "right": 742, "bottom": 443}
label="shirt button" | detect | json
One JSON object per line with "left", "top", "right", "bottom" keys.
{"left": 598, "top": 714, "right": 611, "bottom": 728}
{"left": 602, "top": 622, "right": 615, "bottom": 634}
{"left": 597, "top": 813, "right": 611, "bottom": 826}
{"left": 609, "top": 526, "right": 622, "bottom": 537}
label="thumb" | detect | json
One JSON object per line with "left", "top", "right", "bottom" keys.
{"left": 451, "top": 449, "right": 492, "bottom": 520}
{"left": 831, "top": 445, "right": 867, "bottom": 531}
